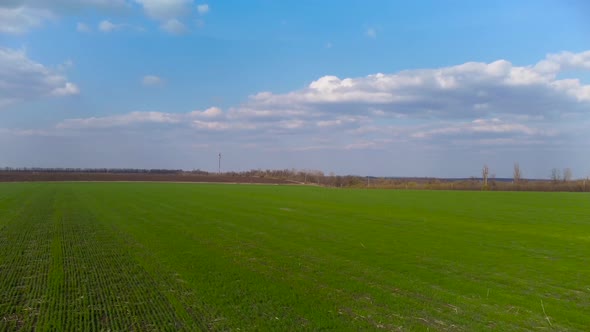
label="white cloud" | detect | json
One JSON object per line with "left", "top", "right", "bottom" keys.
{"left": 142, "top": 75, "right": 164, "bottom": 86}
{"left": 0, "top": 6, "right": 54, "bottom": 34}
{"left": 12, "top": 0, "right": 130, "bottom": 10}
{"left": 80, "top": 0, "right": 129, "bottom": 8}
{"left": 161, "top": 19, "right": 187, "bottom": 34}
{"left": 190, "top": 107, "right": 222, "bottom": 118}
{"left": 536, "top": 50, "right": 590, "bottom": 73}
{"left": 57, "top": 108, "right": 227, "bottom": 129}
{"left": 238, "top": 51, "right": 590, "bottom": 120}
{"left": 192, "top": 120, "right": 230, "bottom": 131}
{"left": 366, "top": 28, "right": 376, "bottom": 39}
{"left": 0, "top": 127, "right": 70, "bottom": 137}
{"left": 1, "top": 1, "right": 198, "bottom": 34}
{"left": 279, "top": 119, "right": 305, "bottom": 129}
{"left": 196, "top": 3, "right": 208, "bottom": 15}
{"left": 0, "top": 48, "right": 79, "bottom": 108}
{"left": 98, "top": 20, "right": 118, "bottom": 32}
{"left": 30, "top": 0, "right": 130, "bottom": 10}
{"left": 76, "top": 22, "right": 90, "bottom": 32}
{"left": 98, "top": 20, "right": 143, "bottom": 32}
{"left": 4, "top": 49, "right": 589, "bottom": 177}
{"left": 51, "top": 82, "right": 80, "bottom": 96}
{"left": 49, "top": 50, "right": 590, "bottom": 173}
{"left": 135, "top": 0, "right": 192, "bottom": 20}
{"left": 134, "top": 0, "right": 194, "bottom": 33}
{"left": 58, "top": 111, "right": 181, "bottom": 129}
{"left": 54, "top": 51, "right": 590, "bottom": 132}
{"left": 410, "top": 118, "right": 548, "bottom": 139}
{"left": 0, "top": 1, "right": 129, "bottom": 33}
{"left": 345, "top": 141, "right": 380, "bottom": 150}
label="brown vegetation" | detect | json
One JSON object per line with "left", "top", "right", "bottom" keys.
{"left": 0, "top": 168, "right": 588, "bottom": 192}
{"left": 0, "top": 171, "right": 293, "bottom": 184}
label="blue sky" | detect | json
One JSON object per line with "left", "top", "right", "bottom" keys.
{"left": 1, "top": 0, "right": 589, "bottom": 178}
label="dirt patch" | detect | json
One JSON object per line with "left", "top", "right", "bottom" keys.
{"left": 0, "top": 172, "right": 293, "bottom": 185}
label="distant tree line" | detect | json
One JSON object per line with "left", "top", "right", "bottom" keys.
{"left": 1, "top": 166, "right": 588, "bottom": 192}
{"left": 227, "top": 166, "right": 590, "bottom": 192}
{"left": 212, "top": 167, "right": 590, "bottom": 192}
{"left": 476, "top": 163, "right": 588, "bottom": 192}
{"left": 0, "top": 167, "right": 183, "bottom": 174}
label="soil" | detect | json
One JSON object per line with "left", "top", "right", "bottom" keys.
{"left": 0, "top": 172, "right": 294, "bottom": 184}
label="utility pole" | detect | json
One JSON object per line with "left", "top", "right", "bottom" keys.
{"left": 218, "top": 153, "right": 221, "bottom": 174}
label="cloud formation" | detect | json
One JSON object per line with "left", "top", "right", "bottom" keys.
{"left": 0, "top": 6, "right": 54, "bottom": 34}
{"left": 0, "top": 1, "right": 202, "bottom": 34}
{"left": 0, "top": 0, "right": 129, "bottom": 11}
{"left": 239, "top": 51, "right": 590, "bottom": 121}
{"left": 57, "top": 107, "right": 225, "bottom": 129}
{"left": 160, "top": 18, "right": 187, "bottom": 34}
{"left": 0, "top": 49, "right": 584, "bottom": 176}
{"left": 98, "top": 20, "right": 118, "bottom": 32}
{"left": 51, "top": 50, "right": 590, "bottom": 156}
{"left": 141, "top": 75, "right": 164, "bottom": 86}
{"left": 0, "top": 1, "right": 128, "bottom": 33}
{"left": 196, "top": 4, "right": 208, "bottom": 15}
{"left": 76, "top": 22, "right": 91, "bottom": 32}
{"left": 98, "top": 19, "right": 142, "bottom": 32}
{"left": 134, "top": 0, "right": 198, "bottom": 33}
{"left": 0, "top": 48, "right": 79, "bottom": 108}
{"left": 134, "top": 0, "right": 191, "bottom": 20}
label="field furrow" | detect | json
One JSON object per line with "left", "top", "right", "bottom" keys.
{"left": 1, "top": 182, "right": 589, "bottom": 331}
{"left": 37, "top": 189, "right": 191, "bottom": 331}
{"left": 0, "top": 189, "right": 55, "bottom": 331}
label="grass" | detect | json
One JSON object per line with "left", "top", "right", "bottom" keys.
{"left": 0, "top": 182, "right": 589, "bottom": 331}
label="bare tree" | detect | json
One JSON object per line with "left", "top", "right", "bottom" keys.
{"left": 482, "top": 164, "right": 489, "bottom": 189}
{"left": 563, "top": 168, "right": 573, "bottom": 182}
{"left": 513, "top": 163, "right": 522, "bottom": 184}
{"left": 550, "top": 168, "right": 561, "bottom": 183}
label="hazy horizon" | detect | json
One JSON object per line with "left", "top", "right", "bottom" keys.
{"left": 1, "top": 1, "right": 589, "bottom": 179}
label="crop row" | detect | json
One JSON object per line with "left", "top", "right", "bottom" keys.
{"left": 0, "top": 190, "right": 54, "bottom": 330}
{"left": 0, "top": 188, "right": 208, "bottom": 331}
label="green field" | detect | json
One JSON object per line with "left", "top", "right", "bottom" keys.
{"left": 0, "top": 183, "right": 589, "bottom": 331}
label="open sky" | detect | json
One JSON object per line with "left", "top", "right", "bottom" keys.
{"left": 1, "top": 0, "right": 589, "bottom": 178}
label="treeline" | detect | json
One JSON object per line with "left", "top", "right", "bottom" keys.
{"left": 359, "top": 177, "right": 590, "bottom": 192}
{"left": 224, "top": 168, "right": 590, "bottom": 192}
{"left": 478, "top": 163, "right": 589, "bottom": 192}
{"left": 0, "top": 167, "right": 183, "bottom": 174}
{"left": 1, "top": 167, "right": 588, "bottom": 192}
{"left": 225, "top": 169, "right": 368, "bottom": 187}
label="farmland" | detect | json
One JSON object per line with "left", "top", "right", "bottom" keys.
{"left": 0, "top": 183, "right": 589, "bottom": 331}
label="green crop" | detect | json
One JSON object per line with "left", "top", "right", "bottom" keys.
{"left": 0, "top": 182, "right": 589, "bottom": 331}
